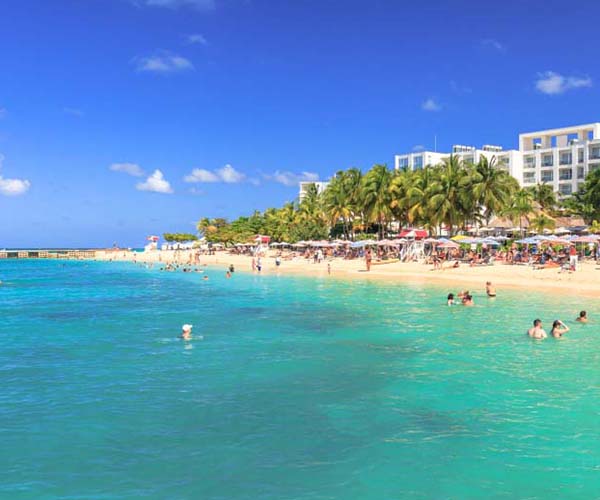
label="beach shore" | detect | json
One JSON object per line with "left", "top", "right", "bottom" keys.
{"left": 94, "top": 249, "right": 600, "bottom": 297}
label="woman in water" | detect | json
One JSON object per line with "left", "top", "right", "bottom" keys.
{"left": 462, "top": 294, "right": 474, "bottom": 306}
{"left": 485, "top": 281, "right": 496, "bottom": 297}
{"left": 447, "top": 293, "right": 455, "bottom": 306}
{"left": 550, "top": 320, "right": 569, "bottom": 338}
{"left": 180, "top": 324, "right": 193, "bottom": 340}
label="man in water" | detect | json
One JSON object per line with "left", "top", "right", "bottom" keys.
{"left": 527, "top": 319, "right": 547, "bottom": 339}
{"left": 180, "top": 324, "right": 193, "bottom": 340}
{"left": 486, "top": 281, "right": 496, "bottom": 297}
{"left": 576, "top": 310, "right": 588, "bottom": 323}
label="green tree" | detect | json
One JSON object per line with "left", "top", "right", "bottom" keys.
{"left": 504, "top": 189, "right": 534, "bottom": 237}
{"left": 361, "top": 164, "right": 393, "bottom": 239}
{"left": 530, "top": 213, "right": 556, "bottom": 234}
{"left": 471, "top": 156, "right": 519, "bottom": 224}
{"left": 527, "top": 183, "right": 557, "bottom": 212}
{"left": 427, "top": 155, "right": 467, "bottom": 235}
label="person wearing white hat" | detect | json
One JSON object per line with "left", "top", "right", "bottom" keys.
{"left": 181, "top": 324, "right": 193, "bottom": 340}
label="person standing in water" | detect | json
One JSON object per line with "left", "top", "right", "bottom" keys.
{"left": 485, "top": 282, "right": 496, "bottom": 297}
{"left": 551, "top": 320, "right": 569, "bottom": 338}
{"left": 180, "top": 324, "right": 193, "bottom": 340}
{"left": 527, "top": 319, "right": 547, "bottom": 339}
{"left": 576, "top": 311, "right": 588, "bottom": 323}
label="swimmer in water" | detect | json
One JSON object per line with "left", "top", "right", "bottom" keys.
{"left": 180, "top": 324, "right": 193, "bottom": 340}
{"left": 527, "top": 319, "right": 547, "bottom": 340}
{"left": 551, "top": 320, "right": 569, "bottom": 338}
{"left": 462, "top": 294, "right": 474, "bottom": 306}
{"left": 226, "top": 271, "right": 231, "bottom": 278}
{"left": 203, "top": 275, "right": 209, "bottom": 281}
{"left": 576, "top": 310, "right": 588, "bottom": 323}
{"left": 485, "top": 281, "right": 496, "bottom": 297}
{"left": 447, "top": 293, "right": 455, "bottom": 306}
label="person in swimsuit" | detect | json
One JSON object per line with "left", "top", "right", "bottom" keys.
{"left": 486, "top": 281, "right": 496, "bottom": 297}
{"left": 447, "top": 293, "right": 455, "bottom": 306}
{"left": 462, "top": 294, "right": 474, "bottom": 306}
{"left": 576, "top": 311, "right": 588, "bottom": 323}
{"left": 528, "top": 319, "right": 547, "bottom": 339}
{"left": 551, "top": 320, "right": 569, "bottom": 338}
{"left": 180, "top": 324, "right": 193, "bottom": 340}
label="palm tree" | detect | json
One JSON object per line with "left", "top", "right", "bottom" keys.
{"left": 361, "top": 164, "right": 393, "bottom": 239}
{"left": 530, "top": 213, "right": 556, "bottom": 234}
{"left": 471, "top": 156, "right": 519, "bottom": 225}
{"left": 504, "top": 189, "right": 534, "bottom": 237}
{"left": 589, "top": 220, "right": 600, "bottom": 234}
{"left": 427, "top": 155, "right": 467, "bottom": 236}
{"left": 527, "top": 183, "right": 556, "bottom": 212}
{"left": 324, "top": 171, "right": 355, "bottom": 239}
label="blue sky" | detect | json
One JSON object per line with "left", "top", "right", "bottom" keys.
{"left": 1, "top": 0, "right": 599, "bottom": 247}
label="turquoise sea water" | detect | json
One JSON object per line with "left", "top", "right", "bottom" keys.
{"left": 2, "top": 259, "right": 600, "bottom": 499}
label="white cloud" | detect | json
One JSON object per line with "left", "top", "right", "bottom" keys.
{"left": 136, "top": 169, "right": 174, "bottom": 194}
{"left": 110, "top": 162, "right": 145, "bottom": 177}
{"left": 265, "top": 170, "right": 319, "bottom": 187}
{"left": 217, "top": 164, "right": 245, "bottom": 183}
{"left": 142, "top": 0, "right": 215, "bottom": 9}
{"left": 186, "top": 33, "right": 208, "bottom": 45}
{"left": 535, "top": 71, "right": 592, "bottom": 95}
{"left": 134, "top": 51, "right": 194, "bottom": 74}
{"left": 412, "top": 145, "right": 425, "bottom": 152}
{"left": 63, "top": 107, "right": 84, "bottom": 117}
{"left": 0, "top": 155, "right": 31, "bottom": 196}
{"left": 421, "top": 98, "right": 441, "bottom": 112}
{"left": 184, "top": 168, "right": 220, "bottom": 183}
{"left": 184, "top": 164, "right": 246, "bottom": 183}
{"left": 481, "top": 38, "right": 506, "bottom": 52}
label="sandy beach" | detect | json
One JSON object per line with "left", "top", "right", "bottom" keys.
{"left": 93, "top": 249, "right": 600, "bottom": 297}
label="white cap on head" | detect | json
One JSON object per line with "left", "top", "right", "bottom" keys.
{"left": 182, "top": 324, "right": 193, "bottom": 332}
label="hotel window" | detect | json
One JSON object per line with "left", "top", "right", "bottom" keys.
{"left": 578, "top": 150, "right": 584, "bottom": 163}
{"left": 541, "top": 171, "right": 553, "bottom": 183}
{"left": 559, "top": 184, "right": 572, "bottom": 196}
{"left": 413, "top": 156, "right": 423, "bottom": 170}
{"left": 399, "top": 157, "right": 409, "bottom": 169}
{"left": 524, "top": 156, "right": 536, "bottom": 168}
{"left": 559, "top": 169, "right": 572, "bottom": 180}
{"left": 559, "top": 152, "right": 572, "bottom": 165}
{"left": 577, "top": 167, "right": 585, "bottom": 179}
{"left": 523, "top": 172, "right": 536, "bottom": 183}
{"left": 542, "top": 155, "right": 553, "bottom": 167}
{"left": 591, "top": 146, "right": 600, "bottom": 160}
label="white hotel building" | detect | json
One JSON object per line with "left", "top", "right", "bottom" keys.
{"left": 394, "top": 123, "right": 600, "bottom": 196}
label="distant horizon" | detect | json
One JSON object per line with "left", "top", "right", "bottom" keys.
{"left": 1, "top": 0, "right": 599, "bottom": 247}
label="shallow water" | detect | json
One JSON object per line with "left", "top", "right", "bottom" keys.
{"left": 1, "top": 259, "right": 599, "bottom": 499}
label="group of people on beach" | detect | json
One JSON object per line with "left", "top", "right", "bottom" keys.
{"left": 527, "top": 311, "right": 588, "bottom": 339}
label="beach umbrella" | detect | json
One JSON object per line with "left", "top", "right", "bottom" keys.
{"left": 573, "top": 236, "right": 597, "bottom": 243}
{"left": 451, "top": 235, "right": 469, "bottom": 241}
{"left": 437, "top": 241, "right": 460, "bottom": 249}
{"left": 423, "top": 237, "right": 438, "bottom": 244}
